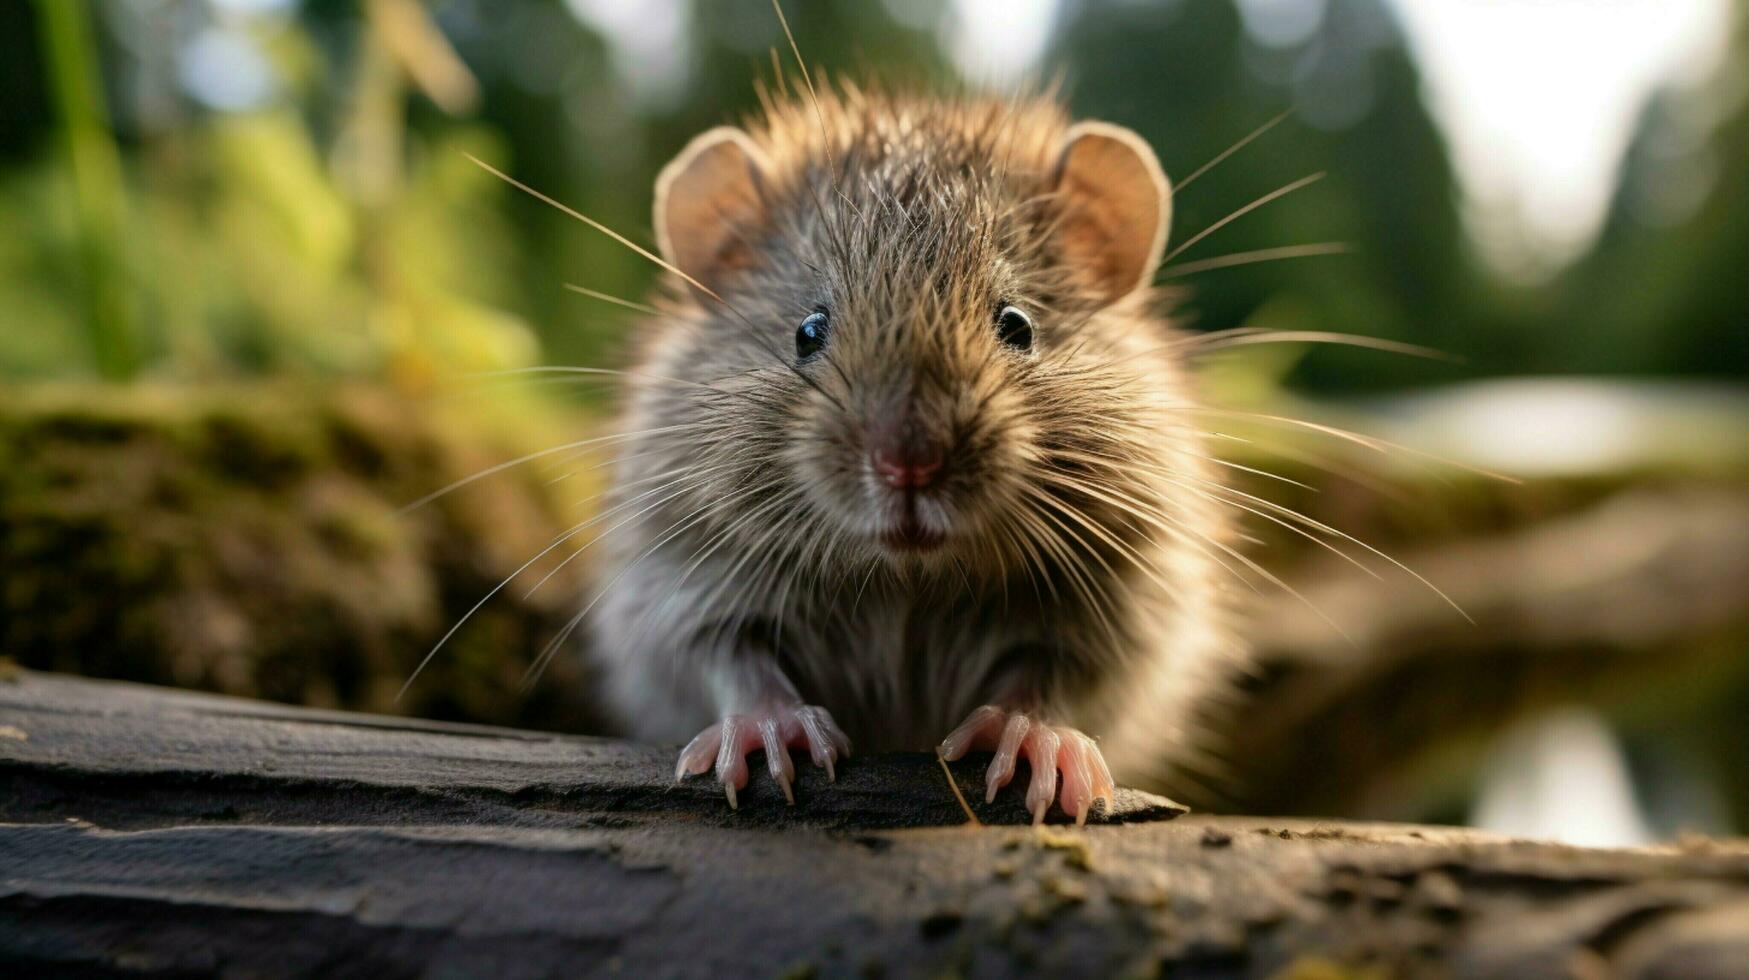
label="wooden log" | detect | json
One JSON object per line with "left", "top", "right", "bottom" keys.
{"left": 3, "top": 671, "right": 1747, "bottom": 978}
{"left": 1234, "top": 484, "right": 1749, "bottom": 819}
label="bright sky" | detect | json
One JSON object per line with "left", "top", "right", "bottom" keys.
{"left": 1384, "top": 0, "right": 1731, "bottom": 277}
{"left": 940, "top": 0, "right": 1731, "bottom": 278}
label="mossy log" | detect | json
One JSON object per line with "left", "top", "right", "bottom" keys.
{"left": 3, "top": 672, "right": 1747, "bottom": 978}
{"left": 0, "top": 382, "right": 607, "bottom": 732}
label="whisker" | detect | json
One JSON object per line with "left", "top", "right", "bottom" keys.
{"left": 1173, "top": 109, "right": 1293, "bottom": 192}
{"left": 1030, "top": 461, "right": 1354, "bottom": 644}
{"left": 464, "top": 365, "right": 768, "bottom": 406}
{"left": 1190, "top": 476, "right": 1473, "bottom": 623}
{"left": 395, "top": 424, "right": 711, "bottom": 514}
{"left": 1160, "top": 172, "right": 1326, "bottom": 267}
{"left": 1177, "top": 477, "right": 1384, "bottom": 582}
{"left": 1013, "top": 495, "right": 1124, "bottom": 648}
{"left": 399, "top": 457, "right": 740, "bottom": 701}
{"left": 522, "top": 463, "right": 742, "bottom": 600}
{"left": 395, "top": 517, "right": 592, "bottom": 702}
{"left": 1159, "top": 242, "right": 1350, "bottom": 279}
{"left": 1023, "top": 485, "right": 1182, "bottom": 602}
{"left": 563, "top": 282, "right": 661, "bottom": 316}
{"left": 399, "top": 436, "right": 628, "bottom": 514}
{"left": 1183, "top": 327, "right": 1458, "bottom": 363}
{"left": 466, "top": 151, "right": 846, "bottom": 410}
{"left": 1202, "top": 455, "right": 1317, "bottom": 492}
{"left": 1204, "top": 430, "right": 1419, "bottom": 507}
{"left": 1182, "top": 406, "right": 1521, "bottom": 483}
{"left": 1032, "top": 470, "right": 1264, "bottom": 599}
{"left": 673, "top": 485, "right": 797, "bottom": 593}
{"left": 521, "top": 483, "right": 769, "bottom": 690}
{"left": 465, "top": 152, "right": 728, "bottom": 309}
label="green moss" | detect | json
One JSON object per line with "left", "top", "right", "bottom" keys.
{"left": 1, "top": 382, "right": 606, "bottom": 731}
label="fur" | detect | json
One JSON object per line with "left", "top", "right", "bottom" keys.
{"left": 587, "top": 85, "right": 1243, "bottom": 789}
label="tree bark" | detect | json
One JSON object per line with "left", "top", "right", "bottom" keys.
{"left": 3, "top": 671, "right": 1746, "bottom": 978}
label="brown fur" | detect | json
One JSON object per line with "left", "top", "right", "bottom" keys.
{"left": 588, "top": 85, "right": 1242, "bottom": 789}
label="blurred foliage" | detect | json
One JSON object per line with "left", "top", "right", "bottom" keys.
{"left": 1, "top": 0, "right": 1743, "bottom": 390}
{"left": 32, "top": 0, "right": 139, "bottom": 379}
{"left": 2, "top": 0, "right": 538, "bottom": 384}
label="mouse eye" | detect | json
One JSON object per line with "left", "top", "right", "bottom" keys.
{"left": 995, "top": 305, "right": 1034, "bottom": 352}
{"left": 795, "top": 310, "right": 830, "bottom": 361}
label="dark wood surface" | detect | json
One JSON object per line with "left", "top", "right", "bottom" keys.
{"left": 3, "top": 671, "right": 1746, "bottom": 978}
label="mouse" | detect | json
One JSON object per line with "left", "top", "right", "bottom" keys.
{"left": 585, "top": 83, "right": 1242, "bottom": 823}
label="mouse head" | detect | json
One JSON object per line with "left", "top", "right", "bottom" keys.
{"left": 647, "top": 93, "right": 1178, "bottom": 577}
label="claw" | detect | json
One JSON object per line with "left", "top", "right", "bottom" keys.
{"left": 675, "top": 726, "right": 720, "bottom": 781}
{"left": 939, "top": 704, "right": 1003, "bottom": 761}
{"left": 758, "top": 716, "right": 796, "bottom": 805}
{"left": 798, "top": 707, "right": 844, "bottom": 782}
{"left": 1059, "top": 735, "right": 1094, "bottom": 825}
{"left": 1084, "top": 734, "right": 1116, "bottom": 815}
{"left": 985, "top": 713, "right": 1031, "bottom": 804}
{"left": 1024, "top": 724, "right": 1061, "bottom": 822}
{"left": 675, "top": 703, "right": 849, "bottom": 809}
{"left": 941, "top": 706, "right": 1110, "bottom": 825}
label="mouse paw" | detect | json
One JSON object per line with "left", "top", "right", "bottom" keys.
{"left": 674, "top": 703, "right": 851, "bottom": 809}
{"left": 938, "top": 705, "right": 1116, "bottom": 826}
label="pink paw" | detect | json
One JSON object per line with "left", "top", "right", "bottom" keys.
{"left": 938, "top": 705, "right": 1117, "bottom": 826}
{"left": 674, "top": 704, "right": 851, "bottom": 809}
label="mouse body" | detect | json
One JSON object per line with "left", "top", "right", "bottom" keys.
{"left": 587, "top": 85, "right": 1241, "bottom": 821}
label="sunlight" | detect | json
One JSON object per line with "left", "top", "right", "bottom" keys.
{"left": 1388, "top": 0, "right": 1730, "bottom": 277}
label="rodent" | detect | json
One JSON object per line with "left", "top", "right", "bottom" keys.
{"left": 587, "top": 83, "right": 1241, "bottom": 822}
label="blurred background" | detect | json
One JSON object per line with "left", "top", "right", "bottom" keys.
{"left": 1, "top": 0, "right": 1745, "bottom": 844}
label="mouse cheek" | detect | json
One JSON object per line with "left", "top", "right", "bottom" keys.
{"left": 787, "top": 401, "right": 871, "bottom": 533}
{"left": 953, "top": 401, "right": 1036, "bottom": 539}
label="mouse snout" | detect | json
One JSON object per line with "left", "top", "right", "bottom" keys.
{"left": 869, "top": 419, "right": 946, "bottom": 491}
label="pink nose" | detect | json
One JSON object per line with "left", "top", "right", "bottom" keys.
{"left": 872, "top": 442, "right": 945, "bottom": 490}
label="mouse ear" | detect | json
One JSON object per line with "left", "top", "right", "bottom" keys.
{"left": 1050, "top": 121, "right": 1172, "bottom": 303}
{"left": 654, "top": 127, "right": 771, "bottom": 290}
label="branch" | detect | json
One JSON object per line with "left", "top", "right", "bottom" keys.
{"left": 4, "top": 672, "right": 1746, "bottom": 977}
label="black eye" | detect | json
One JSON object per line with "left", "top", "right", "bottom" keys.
{"left": 995, "top": 305, "right": 1033, "bottom": 351}
{"left": 796, "top": 310, "right": 830, "bottom": 361}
